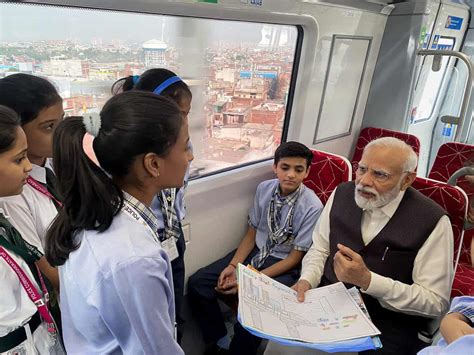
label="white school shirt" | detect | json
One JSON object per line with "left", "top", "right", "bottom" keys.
{"left": 59, "top": 210, "right": 183, "bottom": 354}
{"left": 0, "top": 244, "right": 38, "bottom": 337}
{"left": 0, "top": 246, "right": 62, "bottom": 355}
{"left": 300, "top": 188, "right": 453, "bottom": 318}
{"left": 0, "top": 162, "right": 58, "bottom": 253}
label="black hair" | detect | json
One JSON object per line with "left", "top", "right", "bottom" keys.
{"left": 111, "top": 68, "right": 192, "bottom": 107}
{"left": 274, "top": 141, "right": 313, "bottom": 169}
{"left": 0, "top": 105, "right": 21, "bottom": 154}
{"left": 0, "top": 74, "right": 62, "bottom": 125}
{"left": 45, "top": 91, "right": 183, "bottom": 266}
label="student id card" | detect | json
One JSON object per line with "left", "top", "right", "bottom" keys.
{"left": 161, "top": 237, "right": 179, "bottom": 262}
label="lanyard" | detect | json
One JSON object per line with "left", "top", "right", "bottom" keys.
{"left": 26, "top": 176, "right": 62, "bottom": 208}
{"left": 161, "top": 189, "right": 176, "bottom": 231}
{"left": 0, "top": 246, "right": 56, "bottom": 333}
{"left": 121, "top": 201, "right": 160, "bottom": 244}
{"left": 266, "top": 187, "right": 301, "bottom": 238}
{"left": 267, "top": 200, "right": 296, "bottom": 237}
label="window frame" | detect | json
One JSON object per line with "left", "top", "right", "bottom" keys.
{"left": 313, "top": 34, "right": 372, "bottom": 144}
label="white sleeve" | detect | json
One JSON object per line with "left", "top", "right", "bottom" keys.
{"left": 0, "top": 197, "right": 44, "bottom": 253}
{"left": 363, "top": 215, "right": 453, "bottom": 317}
{"left": 299, "top": 190, "right": 334, "bottom": 288}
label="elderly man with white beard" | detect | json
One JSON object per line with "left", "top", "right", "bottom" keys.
{"left": 264, "top": 137, "right": 453, "bottom": 355}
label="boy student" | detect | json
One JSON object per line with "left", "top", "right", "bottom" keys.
{"left": 188, "top": 141, "right": 324, "bottom": 355}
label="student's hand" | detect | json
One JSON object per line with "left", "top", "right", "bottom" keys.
{"left": 333, "top": 244, "right": 371, "bottom": 290}
{"left": 215, "top": 283, "right": 238, "bottom": 295}
{"left": 216, "top": 265, "right": 237, "bottom": 294}
{"left": 217, "top": 265, "right": 236, "bottom": 288}
{"left": 292, "top": 279, "right": 312, "bottom": 303}
{"left": 440, "top": 312, "right": 474, "bottom": 344}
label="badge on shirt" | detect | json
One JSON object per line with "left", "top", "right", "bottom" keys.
{"left": 161, "top": 237, "right": 179, "bottom": 262}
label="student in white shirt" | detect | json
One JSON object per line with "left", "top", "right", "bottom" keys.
{"left": 44, "top": 91, "right": 193, "bottom": 354}
{"left": 0, "top": 105, "right": 63, "bottom": 354}
{"left": 0, "top": 74, "right": 64, "bottom": 292}
{"left": 112, "top": 69, "right": 193, "bottom": 343}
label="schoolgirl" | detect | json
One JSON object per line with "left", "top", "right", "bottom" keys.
{"left": 0, "top": 74, "right": 64, "bottom": 291}
{"left": 0, "top": 105, "right": 63, "bottom": 354}
{"left": 45, "top": 91, "right": 193, "bottom": 354}
{"left": 112, "top": 68, "right": 193, "bottom": 340}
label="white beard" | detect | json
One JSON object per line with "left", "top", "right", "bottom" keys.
{"left": 354, "top": 183, "right": 401, "bottom": 210}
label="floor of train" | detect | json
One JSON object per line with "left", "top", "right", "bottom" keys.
{"left": 181, "top": 296, "right": 268, "bottom": 355}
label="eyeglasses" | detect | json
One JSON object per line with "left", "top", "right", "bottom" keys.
{"left": 355, "top": 164, "right": 413, "bottom": 183}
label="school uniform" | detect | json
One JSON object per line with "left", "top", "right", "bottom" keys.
{"left": 151, "top": 170, "right": 189, "bottom": 342}
{"left": 0, "top": 161, "right": 59, "bottom": 253}
{"left": 188, "top": 179, "right": 323, "bottom": 354}
{"left": 59, "top": 192, "right": 183, "bottom": 354}
{"left": 418, "top": 296, "right": 474, "bottom": 355}
{"left": 0, "top": 210, "right": 63, "bottom": 354}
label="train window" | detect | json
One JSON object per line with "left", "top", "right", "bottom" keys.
{"left": 0, "top": 3, "right": 301, "bottom": 179}
{"left": 313, "top": 35, "right": 371, "bottom": 143}
{"left": 410, "top": 36, "right": 455, "bottom": 124}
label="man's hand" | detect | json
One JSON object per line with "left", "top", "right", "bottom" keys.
{"left": 215, "top": 265, "right": 238, "bottom": 295}
{"left": 440, "top": 312, "right": 474, "bottom": 344}
{"left": 291, "top": 279, "right": 312, "bottom": 303}
{"left": 333, "top": 243, "right": 371, "bottom": 290}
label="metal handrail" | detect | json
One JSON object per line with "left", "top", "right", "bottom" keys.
{"left": 417, "top": 50, "right": 473, "bottom": 143}
{"left": 447, "top": 166, "right": 474, "bottom": 230}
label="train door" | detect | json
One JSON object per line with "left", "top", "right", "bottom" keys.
{"left": 430, "top": 25, "right": 474, "bottom": 164}
{"left": 407, "top": 2, "right": 470, "bottom": 176}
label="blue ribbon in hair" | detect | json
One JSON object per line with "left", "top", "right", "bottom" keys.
{"left": 153, "top": 76, "right": 182, "bottom": 95}
{"left": 132, "top": 75, "right": 140, "bottom": 85}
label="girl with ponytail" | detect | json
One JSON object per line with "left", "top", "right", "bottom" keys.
{"left": 112, "top": 68, "right": 192, "bottom": 342}
{"left": 46, "top": 91, "right": 193, "bottom": 354}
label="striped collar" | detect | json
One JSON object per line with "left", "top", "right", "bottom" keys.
{"left": 274, "top": 184, "right": 302, "bottom": 207}
{"left": 122, "top": 191, "right": 159, "bottom": 233}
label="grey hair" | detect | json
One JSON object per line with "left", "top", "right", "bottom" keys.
{"left": 364, "top": 137, "right": 418, "bottom": 172}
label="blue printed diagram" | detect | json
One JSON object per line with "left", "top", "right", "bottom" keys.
{"left": 243, "top": 275, "right": 335, "bottom": 338}
{"left": 238, "top": 266, "right": 380, "bottom": 343}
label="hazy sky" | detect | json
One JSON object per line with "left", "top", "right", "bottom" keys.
{"left": 0, "top": 3, "right": 283, "bottom": 44}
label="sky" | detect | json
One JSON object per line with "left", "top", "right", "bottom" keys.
{"left": 0, "top": 2, "right": 292, "bottom": 44}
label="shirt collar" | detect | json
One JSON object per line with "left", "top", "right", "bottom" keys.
{"left": 29, "top": 164, "right": 47, "bottom": 184}
{"left": 377, "top": 190, "right": 406, "bottom": 218}
{"left": 275, "top": 184, "right": 302, "bottom": 206}
{"left": 123, "top": 191, "right": 160, "bottom": 232}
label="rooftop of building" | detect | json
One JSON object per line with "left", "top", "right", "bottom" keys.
{"left": 142, "top": 39, "right": 168, "bottom": 50}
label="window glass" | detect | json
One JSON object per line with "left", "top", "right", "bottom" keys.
{"left": 314, "top": 36, "right": 371, "bottom": 143}
{"left": 0, "top": 3, "right": 300, "bottom": 178}
{"left": 410, "top": 36, "right": 455, "bottom": 124}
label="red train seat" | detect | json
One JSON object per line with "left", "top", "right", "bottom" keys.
{"left": 303, "top": 149, "right": 352, "bottom": 205}
{"left": 351, "top": 127, "right": 421, "bottom": 179}
{"left": 411, "top": 177, "right": 470, "bottom": 296}
{"left": 428, "top": 142, "right": 473, "bottom": 296}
